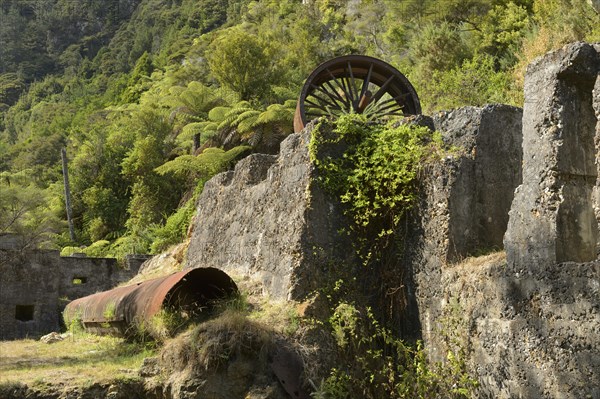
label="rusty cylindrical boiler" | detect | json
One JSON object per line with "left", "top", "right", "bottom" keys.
{"left": 63, "top": 267, "right": 238, "bottom": 337}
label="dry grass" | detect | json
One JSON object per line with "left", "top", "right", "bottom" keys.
{"left": 0, "top": 333, "right": 154, "bottom": 390}
{"left": 161, "top": 307, "right": 273, "bottom": 373}
{"left": 122, "top": 242, "right": 187, "bottom": 286}
{"left": 0, "top": 273, "right": 300, "bottom": 395}
{"left": 157, "top": 278, "right": 301, "bottom": 372}
{"left": 453, "top": 250, "right": 507, "bottom": 270}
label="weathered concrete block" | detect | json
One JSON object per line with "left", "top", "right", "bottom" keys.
{"left": 185, "top": 128, "right": 354, "bottom": 300}
{"left": 505, "top": 42, "right": 600, "bottom": 267}
{"left": 432, "top": 104, "right": 523, "bottom": 261}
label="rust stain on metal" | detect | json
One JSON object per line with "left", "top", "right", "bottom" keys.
{"left": 64, "top": 267, "right": 237, "bottom": 336}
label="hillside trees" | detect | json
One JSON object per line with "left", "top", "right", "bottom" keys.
{"left": 0, "top": 171, "right": 64, "bottom": 249}
{"left": 69, "top": 120, "right": 134, "bottom": 243}
{"left": 1, "top": 0, "right": 599, "bottom": 257}
{"left": 207, "top": 28, "right": 282, "bottom": 101}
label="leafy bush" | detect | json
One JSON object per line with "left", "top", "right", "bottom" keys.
{"left": 310, "top": 114, "right": 444, "bottom": 262}
{"left": 149, "top": 199, "right": 195, "bottom": 254}
{"left": 424, "top": 54, "right": 516, "bottom": 111}
{"left": 60, "top": 240, "right": 110, "bottom": 257}
{"left": 313, "top": 302, "right": 478, "bottom": 399}
{"left": 206, "top": 28, "right": 281, "bottom": 101}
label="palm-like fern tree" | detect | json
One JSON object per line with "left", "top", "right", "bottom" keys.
{"left": 206, "top": 99, "right": 296, "bottom": 153}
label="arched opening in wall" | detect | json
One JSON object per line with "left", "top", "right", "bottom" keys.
{"left": 15, "top": 304, "right": 34, "bottom": 321}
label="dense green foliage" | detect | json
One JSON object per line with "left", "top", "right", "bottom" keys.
{"left": 311, "top": 114, "right": 444, "bottom": 262}
{"left": 1, "top": 0, "right": 599, "bottom": 254}
{"left": 312, "top": 301, "right": 477, "bottom": 398}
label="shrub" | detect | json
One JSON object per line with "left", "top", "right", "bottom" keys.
{"left": 310, "top": 114, "right": 444, "bottom": 263}
{"left": 313, "top": 302, "right": 478, "bottom": 399}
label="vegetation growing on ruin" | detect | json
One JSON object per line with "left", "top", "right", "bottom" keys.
{"left": 1, "top": 0, "right": 599, "bottom": 257}
{"left": 310, "top": 114, "right": 444, "bottom": 262}
{"left": 311, "top": 301, "right": 477, "bottom": 399}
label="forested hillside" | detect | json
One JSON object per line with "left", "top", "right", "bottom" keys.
{"left": 1, "top": 0, "right": 598, "bottom": 257}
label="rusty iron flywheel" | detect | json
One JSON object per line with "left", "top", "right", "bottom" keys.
{"left": 294, "top": 55, "right": 421, "bottom": 133}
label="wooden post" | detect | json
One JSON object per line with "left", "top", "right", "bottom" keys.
{"left": 193, "top": 133, "right": 200, "bottom": 153}
{"left": 61, "top": 148, "right": 75, "bottom": 241}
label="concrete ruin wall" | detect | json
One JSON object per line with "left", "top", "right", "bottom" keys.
{"left": 410, "top": 42, "right": 600, "bottom": 399}
{"left": 184, "top": 104, "right": 522, "bottom": 304}
{"left": 184, "top": 42, "right": 600, "bottom": 398}
{"left": 0, "top": 243, "right": 146, "bottom": 339}
{"left": 185, "top": 128, "right": 356, "bottom": 300}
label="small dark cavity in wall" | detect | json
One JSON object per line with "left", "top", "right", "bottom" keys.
{"left": 15, "top": 304, "right": 34, "bottom": 321}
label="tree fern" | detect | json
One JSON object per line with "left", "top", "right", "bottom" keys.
{"left": 155, "top": 145, "right": 251, "bottom": 182}
{"left": 234, "top": 110, "right": 261, "bottom": 134}
{"left": 177, "top": 121, "right": 218, "bottom": 148}
{"left": 253, "top": 102, "right": 294, "bottom": 127}
{"left": 208, "top": 106, "right": 231, "bottom": 123}
{"left": 215, "top": 101, "right": 256, "bottom": 130}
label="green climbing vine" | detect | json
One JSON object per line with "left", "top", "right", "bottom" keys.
{"left": 310, "top": 113, "right": 444, "bottom": 263}
{"left": 310, "top": 301, "right": 478, "bottom": 399}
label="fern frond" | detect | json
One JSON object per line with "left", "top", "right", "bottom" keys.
{"left": 155, "top": 155, "right": 202, "bottom": 178}
{"left": 254, "top": 103, "right": 294, "bottom": 127}
{"left": 208, "top": 106, "right": 231, "bottom": 122}
{"left": 218, "top": 106, "right": 254, "bottom": 130}
{"left": 234, "top": 110, "right": 261, "bottom": 134}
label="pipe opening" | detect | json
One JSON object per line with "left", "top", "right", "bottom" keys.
{"left": 163, "top": 268, "right": 239, "bottom": 318}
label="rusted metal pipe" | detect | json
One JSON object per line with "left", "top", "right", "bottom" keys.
{"left": 63, "top": 267, "right": 237, "bottom": 337}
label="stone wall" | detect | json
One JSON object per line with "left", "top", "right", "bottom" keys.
{"left": 0, "top": 247, "right": 145, "bottom": 339}
{"left": 410, "top": 42, "right": 600, "bottom": 398}
{"left": 185, "top": 126, "right": 355, "bottom": 300}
